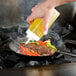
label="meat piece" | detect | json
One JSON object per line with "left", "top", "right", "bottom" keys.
{"left": 20, "top": 43, "right": 52, "bottom": 55}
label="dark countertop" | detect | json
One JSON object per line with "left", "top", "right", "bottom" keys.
{"left": 0, "top": 63, "right": 76, "bottom": 76}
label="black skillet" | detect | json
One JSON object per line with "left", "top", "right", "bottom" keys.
{"left": 9, "top": 37, "right": 57, "bottom": 61}
{"left": 9, "top": 36, "right": 76, "bottom": 61}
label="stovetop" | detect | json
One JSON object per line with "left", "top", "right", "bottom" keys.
{"left": 0, "top": 23, "right": 76, "bottom": 70}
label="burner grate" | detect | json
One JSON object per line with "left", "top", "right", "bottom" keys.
{"left": 0, "top": 25, "right": 75, "bottom": 69}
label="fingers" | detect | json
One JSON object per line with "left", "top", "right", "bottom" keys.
{"left": 26, "top": 0, "right": 55, "bottom": 36}
{"left": 43, "top": 8, "right": 54, "bottom": 35}
{"left": 27, "top": 1, "right": 46, "bottom": 23}
{"left": 27, "top": 11, "right": 43, "bottom": 23}
{"left": 27, "top": 8, "right": 44, "bottom": 23}
{"left": 27, "top": 7, "right": 37, "bottom": 23}
{"left": 27, "top": 8, "right": 54, "bottom": 35}
{"left": 26, "top": 13, "right": 35, "bottom": 23}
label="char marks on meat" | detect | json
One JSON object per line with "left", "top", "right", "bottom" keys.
{"left": 21, "top": 43, "right": 52, "bottom": 55}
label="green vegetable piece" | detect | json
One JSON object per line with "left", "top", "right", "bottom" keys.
{"left": 28, "top": 41, "right": 39, "bottom": 45}
{"left": 46, "top": 41, "right": 57, "bottom": 51}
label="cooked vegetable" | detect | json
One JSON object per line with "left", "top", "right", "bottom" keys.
{"left": 28, "top": 41, "right": 39, "bottom": 45}
{"left": 19, "top": 40, "right": 57, "bottom": 56}
{"left": 38, "top": 41, "right": 46, "bottom": 47}
{"left": 44, "top": 40, "right": 57, "bottom": 51}
{"left": 19, "top": 45, "right": 40, "bottom": 56}
{"left": 30, "top": 50, "right": 40, "bottom": 56}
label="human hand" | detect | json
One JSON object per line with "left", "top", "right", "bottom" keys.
{"left": 27, "top": 0, "right": 56, "bottom": 35}
{"left": 27, "top": 0, "right": 75, "bottom": 35}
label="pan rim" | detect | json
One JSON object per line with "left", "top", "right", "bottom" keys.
{"left": 9, "top": 40, "right": 56, "bottom": 57}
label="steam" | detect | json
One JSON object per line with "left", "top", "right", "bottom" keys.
{"left": 0, "top": 0, "right": 20, "bottom": 28}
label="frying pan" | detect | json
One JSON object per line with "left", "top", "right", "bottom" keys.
{"left": 9, "top": 37, "right": 56, "bottom": 61}
{"left": 9, "top": 36, "right": 76, "bottom": 61}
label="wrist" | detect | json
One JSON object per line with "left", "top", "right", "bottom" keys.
{"left": 45, "top": 0, "right": 59, "bottom": 8}
{"left": 45, "top": 0, "right": 73, "bottom": 8}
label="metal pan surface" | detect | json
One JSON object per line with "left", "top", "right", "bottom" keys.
{"left": 9, "top": 37, "right": 56, "bottom": 61}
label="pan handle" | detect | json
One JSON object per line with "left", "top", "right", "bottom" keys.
{"left": 57, "top": 50, "right": 76, "bottom": 57}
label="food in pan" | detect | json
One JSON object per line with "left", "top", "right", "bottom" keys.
{"left": 19, "top": 40, "right": 57, "bottom": 56}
